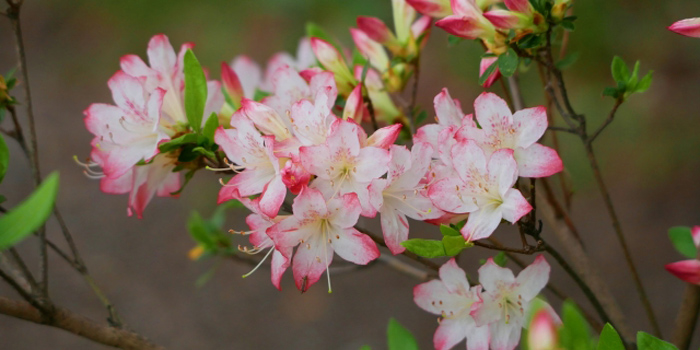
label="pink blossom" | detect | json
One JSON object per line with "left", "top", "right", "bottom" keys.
{"left": 262, "top": 65, "right": 337, "bottom": 122}
{"left": 267, "top": 187, "right": 379, "bottom": 292}
{"left": 456, "top": 92, "right": 563, "bottom": 178}
{"left": 669, "top": 18, "right": 700, "bottom": 38}
{"left": 528, "top": 308, "right": 560, "bottom": 350}
{"left": 479, "top": 55, "right": 501, "bottom": 88}
{"left": 352, "top": 66, "right": 402, "bottom": 123}
{"left": 350, "top": 28, "right": 390, "bottom": 71}
{"left": 300, "top": 120, "right": 391, "bottom": 217}
{"left": 406, "top": 0, "right": 453, "bottom": 18}
{"left": 357, "top": 16, "right": 398, "bottom": 45}
{"left": 414, "top": 258, "right": 490, "bottom": 350}
{"left": 368, "top": 143, "right": 444, "bottom": 254}
{"left": 428, "top": 140, "right": 531, "bottom": 241}
{"left": 435, "top": 0, "right": 495, "bottom": 40}
{"left": 414, "top": 87, "right": 474, "bottom": 158}
{"left": 215, "top": 112, "right": 286, "bottom": 218}
{"left": 472, "top": 255, "right": 551, "bottom": 350}
{"left": 665, "top": 226, "right": 700, "bottom": 285}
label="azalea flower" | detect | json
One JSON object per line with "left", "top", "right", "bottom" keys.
{"left": 267, "top": 187, "right": 380, "bottom": 292}
{"left": 215, "top": 112, "right": 286, "bottom": 218}
{"left": 120, "top": 34, "right": 223, "bottom": 133}
{"left": 414, "top": 258, "right": 490, "bottom": 350}
{"left": 369, "top": 142, "right": 444, "bottom": 254}
{"left": 665, "top": 226, "right": 700, "bottom": 285}
{"left": 414, "top": 87, "right": 474, "bottom": 158}
{"left": 455, "top": 92, "right": 563, "bottom": 178}
{"left": 527, "top": 307, "right": 560, "bottom": 350}
{"left": 669, "top": 18, "right": 700, "bottom": 38}
{"left": 300, "top": 119, "right": 391, "bottom": 217}
{"left": 472, "top": 255, "right": 551, "bottom": 350}
{"left": 428, "top": 140, "right": 531, "bottom": 241}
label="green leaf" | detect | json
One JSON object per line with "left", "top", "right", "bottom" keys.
{"left": 637, "top": 332, "right": 678, "bottom": 350}
{"left": 559, "top": 300, "right": 592, "bottom": 350}
{"left": 479, "top": 59, "right": 498, "bottom": 85}
{"left": 518, "top": 34, "right": 544, "bottom": 49}
{"left": 440, "top": 224, "right": 461, "bottom": 237}
{"left": 401, "top": 239, "right": 446, "bottom": 258}
{"left": 253, "top": 89, "right": 272, "bottom": 101}
{"left": 443, "top": 235, "right": 467, "bottom": 256}
{"left": 560, "top": 19, "right": 575, "bottom": 31}
{"left": 159, "top": 133, "right": 200, "bottom": 153}
{"left": 187, "top": 211, "right": 218, "bottom": 250}
{"left": 447, "top": 35, "right": 464, "bottom": 47}
{"left": 493, "top": 251, "right": 507, "bottom": 267}
{"left": 415, "top": 109, "right": 428, "bottom": 125}
{"left": 387, "top": 318, "right": 418, "bottom": 350}
{"left": 0, "top": 172, "right": 59, "bottom": 250}
{"left": 610, "top": 56, "right": 629, "bottom": 84}
{"left": 497, "top": 48, "right": 519, "bottom": 77}
{"left": 184, "top": 49, "right": 208, "bottom": 133}
{"left": 0, "top": 195, "right": 6, "bottom": 205}
{"left": 668, "top": 226, "right": 697, "bottom": 259}
{"left": 635, "top": 71, "right": 653, "bottom": 93}
{"left": 0, "top": 133, "right": 8, "bottom": 184}
{"left": 602, "top": 87, "right": 621, "bottom": 99}
{"left": 202, "top": 112, "right": 219, "bottom": 144}
{"left": 555, "top": 52, "right": 580, "bottom": 70}
{"left": 597, "top": 324, "right": 625, "bottom": 350}
{"left": 192, "top": 146, "right": 217, "bottom": 160}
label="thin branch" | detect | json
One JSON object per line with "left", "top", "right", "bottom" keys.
{"left": 6, "top": 248, "right": 39, "bottom": 293}
{"left": 7, "top": 1, "right": 48, "bottom": 299}
{"left": 587, "top": 99, "right": 623, "bottom": 144}
{"left": 0, "top": 296, "right": 163, "bottom": 350}
{"left": 472, "top": 240, "right": 544, "bottom": 254}
{"left": 547, "top": 126, "right": 578, "bottom": 135}
{"left": 672, "top": 251, "right": 700, "bottom": 350}
{"left": 507, "top": 75, "right": 524, "bottom": 110}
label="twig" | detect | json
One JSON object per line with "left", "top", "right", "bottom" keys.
{"left": 547, "top": 126, "right": 578, "bottom": 135}
{"left": 6, "top": 1, "right": 48, "bottom": 299}
{"left": 507, "top": 75, "right": 524, "bottom": 110}
{"left": 6, "top": 248, "right": 39, "bottom": 293}
{"left": 587, "top": 99, "right": 623, "bottom": 144}
{"left": 0, "top": 296, "right": 163, "bottom": 350}
{"left": 472, "top": 240, "right": 544, "bottom": 254}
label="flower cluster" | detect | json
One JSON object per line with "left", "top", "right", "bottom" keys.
{"left": 82, "top": 35, "right": 224, "bottom": 218}
{"left": 414, "top": 256, "right": 555, "bottom": 350}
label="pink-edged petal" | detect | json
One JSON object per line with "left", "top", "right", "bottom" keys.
{"left": 146, "top": 34, "right": 177, "bottom": 75}
{"left": 267, "top": 218, "right": 314, "bottom": 257}
{"left": 221, "top": 62, "right": 244, "bottom": 105}
{"left": 387, "top": 145, "right": 412, "bottom": 182}
{"left": 366, "top": 124, "right": 402, "bottom": 149}
{"left": 474, "top": 92, "right": 513, "bottom": 136}
{"left": 406, "top": 0, "right": 452, "bottom": 18}
{"left": 120, "top": 54, "right": 153, "bottom": 81}
{"left": 414, "top": 124, "right": 443, "bottom": 155}
{"left": 327, "top": 120, "right": 362, "bottom": 158}
{"left": 270, "top": 249, "right": 290, "bottom": 290}
{"left": 461, "top": 206, "right": 503, "bottom": 241}
{"left": 451, "top": 139, "right": 488, "bottom": 184}
{"left": 478, "top": 258, "right": 516, "bottom": 291}
{"left": 504, "top": 0, "right": 531, "bottom": 12}
{"left": 471, "top": 292, "right": 502, "bottom": 326}
{"left": 514, "top": 143, "right": 563, "bottom": 178}
{"left": 428, "top": 177, "right": 479, "bottom": 214}
{"left": 299, "top": 145, "right": 335, "bottom": 179}
{"left": 342, "top": 84, "right": 367, "bottom": 123}
{"left": 451, "top": 0, "right": 480, "bottom": 17}
{"left": 669, "top": 18, "right": 700, "bottom": 38}
{"left": 258, "top": 175, "right": 287, "bottom": 218}
{"left": 327, "top": 193, "right": 362, "bottom": 229}
{"left": 434, "top": 88, "right": 464, "bottom": 126}
{"left": 514, "top": 255, "right": 550, "bottom": 301}
{"left": 528, "top": 308, "right": 559, "bottom": 350}
{"left": 354, "top": 147, "right": 391, "bottom": 183}
{"left": 292, "top": 187, "right": 330, "bottom": 220}
{"left": 413, "top": 280, "right": 468, "bottom": 316}
{"left": 439, "top": 258, "right": 470, "bottom": 294}
{"left": 107, "top": 71, "right": 146, "bottom": 114}
{"left": 357, "top": 16, "right": 396, "bottom": 44}
{"left": 489, "top": 318, "right": 522, "bottom": 350}
{"left": 292, "top": 234, "right": 334, "bottom": 292}
{"left": 231, "top": 55, "right": 263, "bottom": 98}
{"left": 666, "top": 260, "right": 700, "bottom": 285}
{"left": 330, "top": 227, "right": 379, "bottom": 265}
{"left": 100, "top": 167, "right": 132, "bottom": 195}
{"left": 487, "top": 148, "right": 519, "bottom": 197}
{"left": 500, "top": 189, "right": 532, "bottom": 223}
{"left": 693, "top": 226, "right": 700, "bottom": 248}
{"left": 379, "top": 206, "right": 410, "bottom": 255}
{"left": 350, "top": 28, "right": 390, "bottom": 71}
{"left": 227, "top": 168, "right": 276, "bottom": 197}
{"left": 465, "top": 322, "right": 490, "bottom": 350}
{"left": 479, "top": 55, "right": 501, "bottom": 88}
{"left": 483, "top": 9, "right": 524, "bottom": 29}
{"left": 512, "top": 106, "right": 547, "bottom": 148}
{"left": 435, "top": 15, "right": 487, "bottom": 40}
{"left": 240, "top": 99, "right": 292, "bottom": 140}
{"left": 434, "top": 318, "right": 468, "bottom": 350}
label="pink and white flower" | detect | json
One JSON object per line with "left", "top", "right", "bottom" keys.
{"left": 479, "top": 54, "right": 501, "bottom": 88}
{"left": 215, "top": 112, "right": 286, "bottom": 218}
{"left": 414, "top": 258, "right": 490, "bottom": 350}
{"left": 435, "top": 0, "right": 496, "bottom": 40}
{"left": 406, "top": 0, "right": 452, "bottom": 18}
{"left": 456, "top": 92, "right": 563, "bottom": 178}
{"left": 368, "top": 143, "right": 444, "bottom": 254}
{"left": 300, "top": 120, "right": 391, "bottom": 217}
{"left": 472, "top": 255, "right": 551, "bottom": 350}
{"left": 428, "top": 140, "right": 531, "bottom": 241}
{"left": 267, "top": 187, "right": 379, "bottom": 292}
{"left": 669, "top": 18, "right": 700, "bottom": 38}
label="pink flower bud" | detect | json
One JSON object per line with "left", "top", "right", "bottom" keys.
{"left": 669, "top": 18, "right": 700, "bottom": 38}
{"left": 504, "top": 0, "right": 532, "bottom": 14}
{"left": 310, "top": 38, "right": 355, "bottom": 93}
{"left": 357, "top": 16, "right": 396, "bottom": 44}
{"left": 483, "top": 9, "right": 528, "bottom": 29}
{"left": 405, "top": 0, "right": 452, "bottom": 18}
{"left": 479, "top": 55, "right": 501, "bottom": 88}
{"left": 666, "top": 260, "right": 700, "bottom": 285}
{"left": 528, "top": 309, "right": 559, "bottom": 350}
{"left": 342, "top": 85, "right": 368, "bottom": 123}
{"left": 221, "top": 62, "right": 244, "bottom": 108}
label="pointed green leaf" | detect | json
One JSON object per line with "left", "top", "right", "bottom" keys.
{"left": 159, "top": 133, "right": 199, "bottom": 153}
{"left": 440, "top": 224, "right": 461, "bottom": 237}
{"left": 401, "top": 239, "right": 446, "bottom": 258}
{"left": 387, "top": 318, "right": 418, "bottom": 350}
{"left": 202, "top": 112, "right": 219, "bottom": 144}
{"left": 493, "top": 251, "right": 507, "bottom": 267}
{"left": 559, "top": 300, "right": 592, "bottom": 350}
{"left": 611, "top": 56, "right": 629, "bottom": 84}
{"left": 184, "top": 49, "right": 207, "bottom": 133}
{"left": 0, "top": 172, "right": 59, "bottom": 250}
{"left": 635, "top": 71, "right": 653, "bottom": 93}
{"left": 668, "top": 226, "right": 697, "bottom": 259}
{"left": 597, "top": 324, "right": 625, "bottom": 350}
{"left": 443, "top": 235, "right": 467, "bottom": 256}
{"left": 497, "top": 48, "right": 519, "bottom": 77}
{"left": 555, "top": 52, "right": 580, "bottom": 70}
{"left": 637, "top": 332, "right": 677, "bottom": 350}
{"left": 0, "top": 133, "right": 8, "bottom": 184}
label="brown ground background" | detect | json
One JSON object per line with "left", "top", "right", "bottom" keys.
{"left": 0, "top": 0, "right": 699, "bottom": 349}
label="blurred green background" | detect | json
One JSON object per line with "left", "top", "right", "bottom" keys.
{"left": 0, "top": 0, "right": 699, "bottom": 348}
